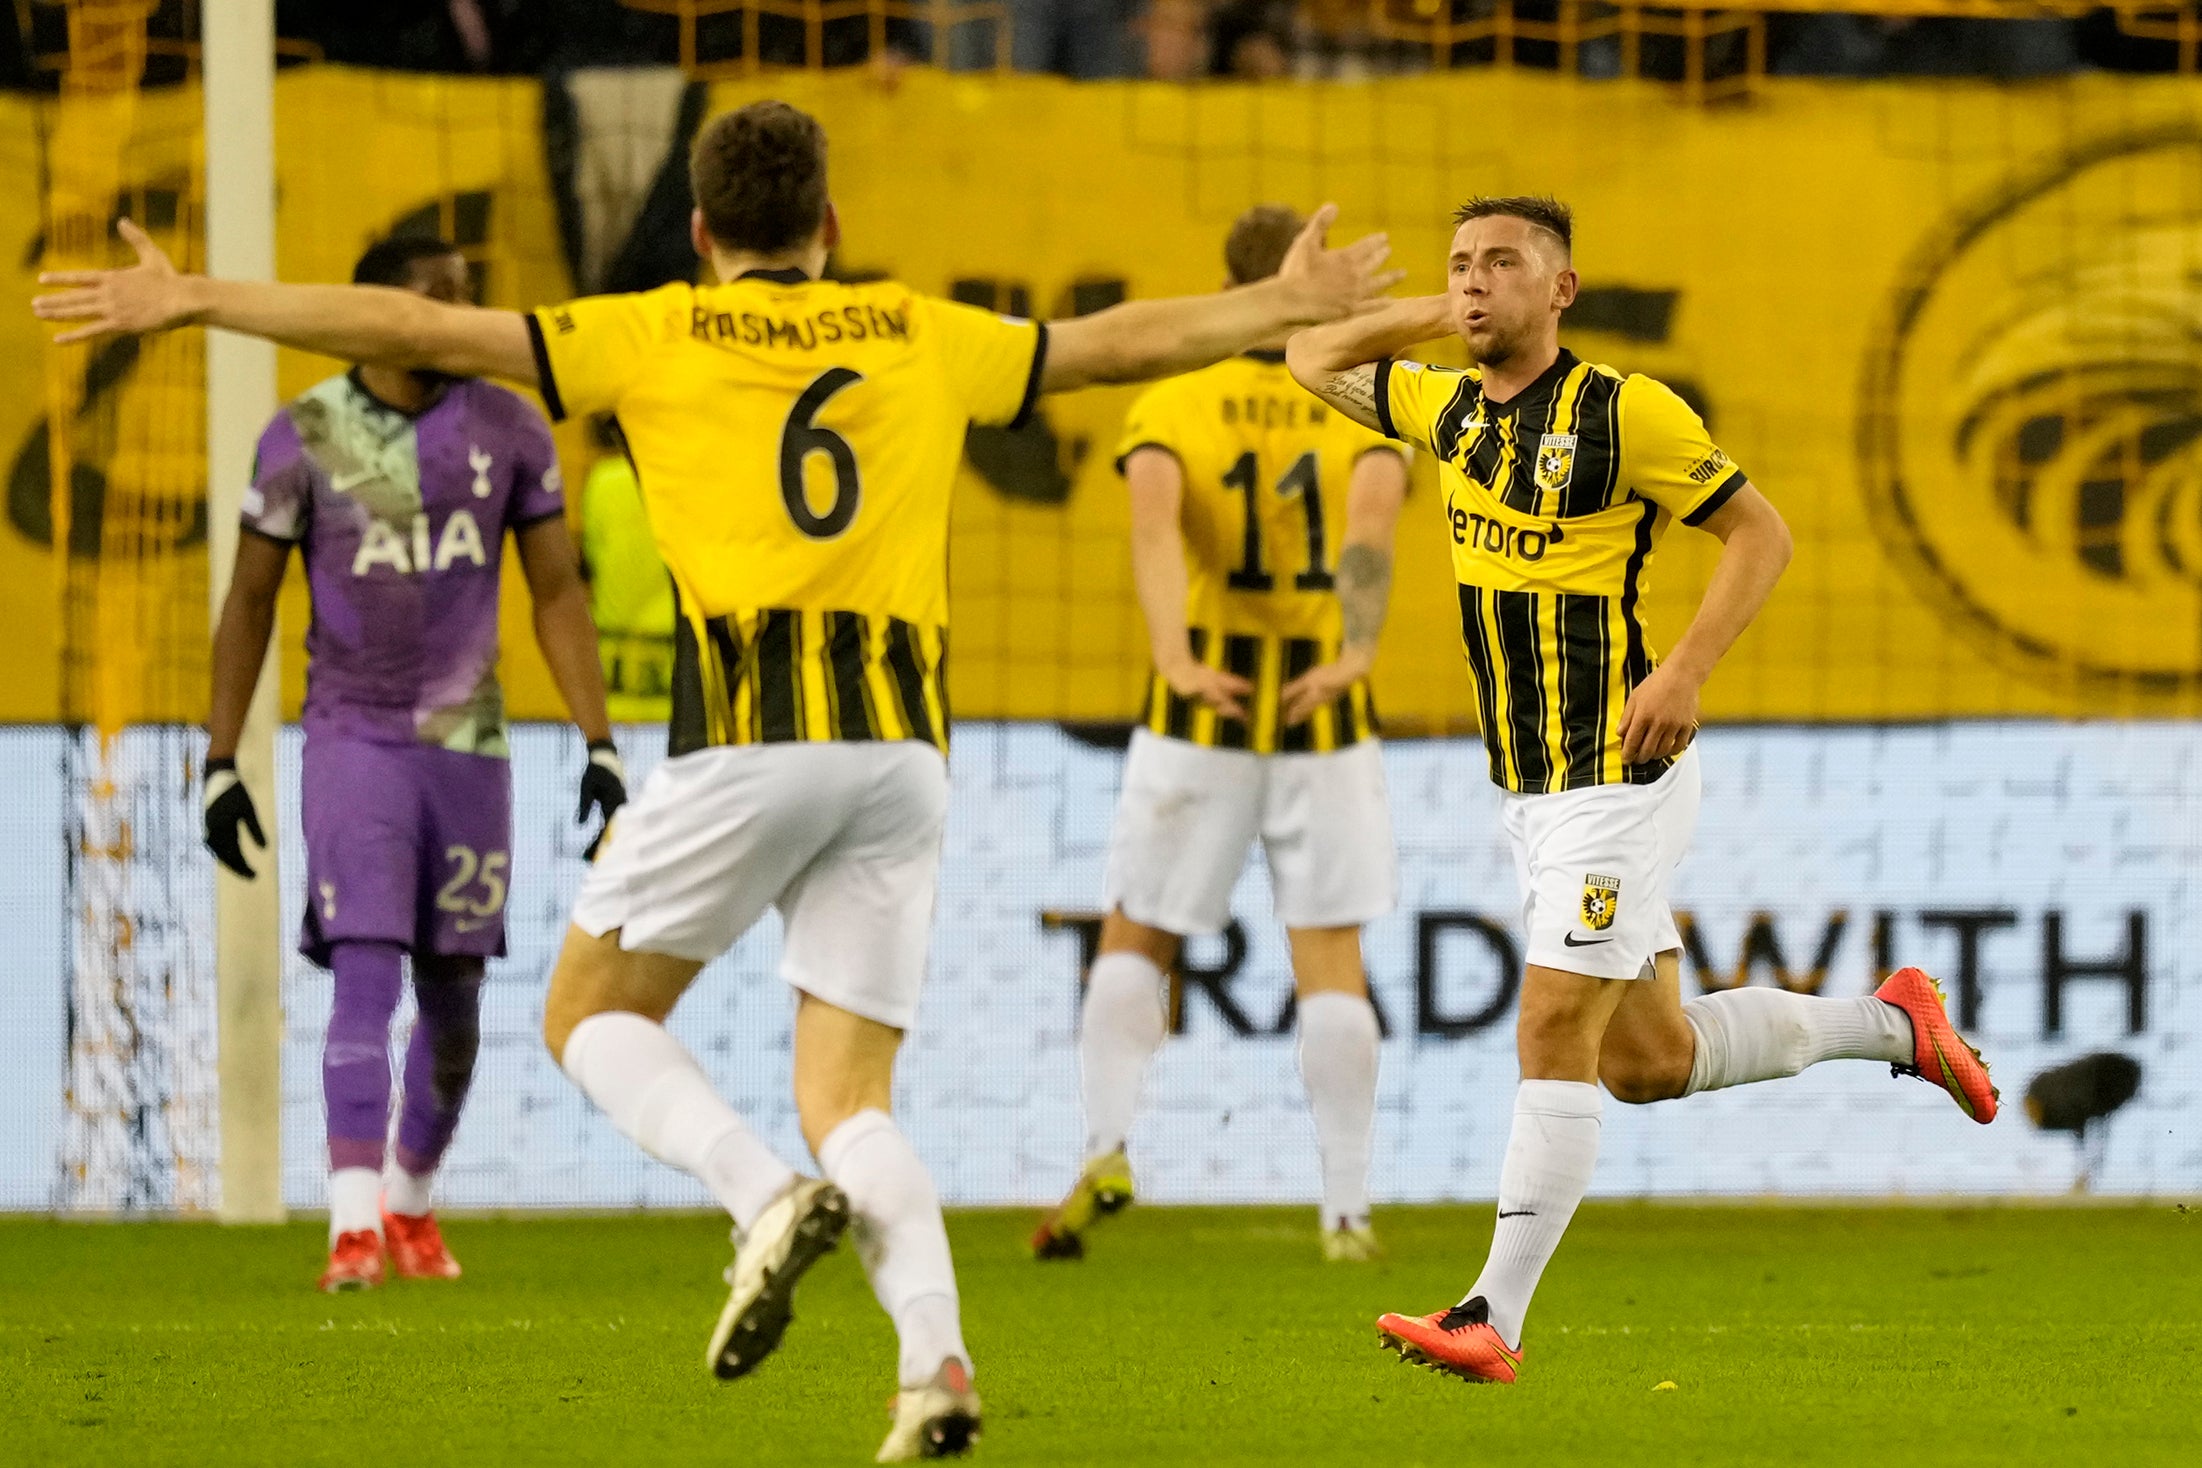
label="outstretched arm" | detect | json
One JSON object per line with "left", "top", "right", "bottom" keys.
{"left": 1279, "top": 448, "right": 1409, "bottom": 726}
{"left": 1616, "top": 484, "right": 1790, "bottom": 763}
{"left": 34, "top": 220, "right": 537, "bottom": 384}
{"left": 1284, "top": 294, "right": 1454, "bottom": 432}
{"left": 1041, "top": 205, "right": 1403, "bottom": 393}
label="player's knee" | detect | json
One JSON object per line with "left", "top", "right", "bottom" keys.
{"left": 541, "top": 972, "right": 603, "bottom": 1064}
{"left": 1516, "top": 1002, "right": 1603, "bottom": 1075}
{"left": 1287, "top": 925, "right": 1366, "bottom": 997}
{"left": 541, "top": 927, "right": 622, "bottom": 1061}
{"left": 1601, "top": 1053, "right": 1689, "bottom": 1105}
{"left": 1099, "top": 908, "right": 1181, "bottom": 971}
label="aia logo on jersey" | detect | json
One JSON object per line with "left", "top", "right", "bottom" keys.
{"left": 351, "top": 509, "right": 489, "bottom": 577}
{"left": 1581, "top": 873, "right": 1621, "bottom": 931}
{"left": 1535, "top": 433, "right": 1578, "bottom": 493}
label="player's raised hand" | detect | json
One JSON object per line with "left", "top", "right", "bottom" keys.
{"left": 33, "top": 219, "right": 198, "bottom": 344}
{"left": 577, "top": 739, "right": 628, "bottom": 861}
{"left": 202, "top": 758, "right": 266, "bottom": 880}
{"left": 1157, "top": 654, "right": 1254, "bottom": 723}
{"left": 1279, "top": 647, "right": 1375, "bottom": 728}
{"left": 1275, "top": 204, "right": 1406, "bottom": 325}
{"left": 1617, "top": 663, "right": 1701, "bottom": 765}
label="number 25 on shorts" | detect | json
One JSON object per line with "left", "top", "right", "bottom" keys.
{"left": 436, "top": 844, "right": 509, "bottom": 927}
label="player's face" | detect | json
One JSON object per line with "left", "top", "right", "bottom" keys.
{"left": 1446, "top": 217, "right": 1572, "bottom": 368}
{"left": 402, "top": 253, "right": 473, "bottom": 305}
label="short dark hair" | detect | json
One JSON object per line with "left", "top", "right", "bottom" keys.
{"left": 1224, "top": 204, "right": 1302, "bottom": 286}
{"left": 691, "top": 101, "right": 829, "bottom": 255}
{"left": 1452, "top": 195, "right": 1573, "bottom": 254}
{"left": 352, "top": 234, "right": 461, "bottom": 287}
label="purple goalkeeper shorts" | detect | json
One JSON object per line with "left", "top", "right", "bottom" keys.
{"left": 299, "top": 733, "right": 515, "bottom": 967}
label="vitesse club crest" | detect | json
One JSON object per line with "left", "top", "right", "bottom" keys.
{"left": 1535, "top": 433, "right": 1578, "bottom": 493}
{"left": 1581, "top": 873, "right": 1621, "bottom": 931}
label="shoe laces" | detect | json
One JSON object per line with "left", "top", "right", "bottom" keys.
{"left": 1437, "top": 1297, "right": 1490, "bottom": 1332}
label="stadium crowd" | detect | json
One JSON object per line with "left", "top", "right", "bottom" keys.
{"left": 3, "top": 1, "right": 2195, "bottom": 88}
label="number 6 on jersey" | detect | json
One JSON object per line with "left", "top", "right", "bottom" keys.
{"left": 781, "top": 367, "right": 864, "bottom": 538}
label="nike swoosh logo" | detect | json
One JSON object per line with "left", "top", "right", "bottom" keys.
{"left": 1562, "top": 932, "right": 1612, "bottom": 947}
{"left": 330, "top": 470, "right": 378, "bottom": 493}
{"left": 1498, "top": 1210, "right": 1537, "bottom": 1219}
{"left": 454, "top": 917, "right": 495, "bottom": 933}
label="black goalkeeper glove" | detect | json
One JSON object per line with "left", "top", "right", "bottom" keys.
{"left": 577, "top": 738, "right": 628, "bottom": 860}
{"left": 203, "top": 757, "right": 267, "bottom": 879}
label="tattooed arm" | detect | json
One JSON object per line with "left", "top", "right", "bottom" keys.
{"left": 1284, "top": 294, "right": 1454, "bottom": 432}
{"left": 1279, "top": 447, "right": 1410, "bottom": 727}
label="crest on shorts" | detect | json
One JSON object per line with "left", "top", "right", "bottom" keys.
{"left": 1535, "top": 433, "right": 1578, "bottom": 493}
{"left": 1581, "top": 873, "right": 1621, "bottom": 931}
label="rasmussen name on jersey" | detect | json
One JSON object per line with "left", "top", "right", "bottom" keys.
{"left": 687, "top": 303, "right": 912, "bottom": 351}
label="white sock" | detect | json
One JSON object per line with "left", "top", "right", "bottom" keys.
{"left": 559, "top": 1011, "right": 795, "bottom": 1231}
{"left": 1079, "top": 951, "right": 1168, "bottom": 1158}
{"left": 329, "top": 1166, "right": 382, "bottom": 1243}
{"left": 382, "top": 1164, "right": 434, "bottom": 1217}
{"left": 1682, "top": 990, "right": 1914, "bottom": 1096}
{"left": 818, "top": 1109, "right": 970, "bottom": 1388}
{"left": 1296, "top": 991, "right": 1379, "bottom": 1228}
{"left": 1466, "top": 1080, "right": 1602, "bottom": 1350}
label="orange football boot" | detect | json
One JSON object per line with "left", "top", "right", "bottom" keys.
{"left": 382, "top": 1208, "right": 462, "bottom": 1280}
{"left": 1876, "top": 966, "right": 1998, "bottom": 1123}
{"left": 1376, "top": 1296, "right": 1523, "bottom": 1384}
{"left": 319, "top": 1229, "right": 385, "bottom": 1293}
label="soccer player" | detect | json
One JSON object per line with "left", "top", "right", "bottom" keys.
{"left": 1285, "top": 196, "right": 1997, "bottom": 1384}
{"left": 40, "top": 103, "right": 1399, "bottom": 1456}
{"left": 1033, "top": 205, "right": 1407, "bottom": 1266}
{"left": 198, "top": 235, "right": 626, "bottom": 1293}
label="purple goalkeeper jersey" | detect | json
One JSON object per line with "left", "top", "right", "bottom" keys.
{"left": 243, "top": 371, "right": 565, "bottom": 755}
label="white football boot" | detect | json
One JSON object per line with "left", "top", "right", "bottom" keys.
{"left": 705, "top": 1176, "right": 850, "bottom": 1379}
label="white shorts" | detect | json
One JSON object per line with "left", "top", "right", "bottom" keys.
{"left": 1103, "top": 729, "right": 1398, "bottom": 936}
{"left": 1502, "top": 746, "right": 1701, "bottom": 981}
{"left": 571, "top": 741, "right": 948, "bottom": 1029}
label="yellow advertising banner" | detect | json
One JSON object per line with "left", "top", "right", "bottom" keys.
{"left": 2, "top": 66, "right": 2199, "bottom": 728}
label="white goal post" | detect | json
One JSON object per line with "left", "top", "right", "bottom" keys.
{"left": 204, "top": 0, "right": 285, "bottom": 1224}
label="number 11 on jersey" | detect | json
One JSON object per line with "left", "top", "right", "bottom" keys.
{"left": 1224, "top": 450, "right": 1332, "bottom": 592}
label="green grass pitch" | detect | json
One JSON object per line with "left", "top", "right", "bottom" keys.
{"left": 3, "top": 1203, "right": 2195, "bottom": 1466}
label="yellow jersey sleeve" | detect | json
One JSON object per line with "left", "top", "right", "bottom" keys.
{"left": 1113, "top": 381, "right": 1193, "bottom": 471}
{"left": 1373, "top": 358, "right": 1468, "bottom": 452}
{"left": 916, "top": 296, "right": 1047, "bottom": 429}
{"left": 1618, "top": 373, "right": 1747, "bottom": 525}
{"left": 526, "top": 284, "right": 686, "bottom": 423}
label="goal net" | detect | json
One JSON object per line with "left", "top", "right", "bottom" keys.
{"left": 42, "top": 3, "right": 218, "bottom": 1213}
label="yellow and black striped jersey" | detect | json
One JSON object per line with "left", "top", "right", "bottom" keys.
{"left": 1116, "top": 351, "right": 1403, "bottom": 754}
{"left": 527, "top": 269, "right": 1046, "bottom": 755}
{"left": 1375, "top": 348, "right": 1745, "bottom": 793}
